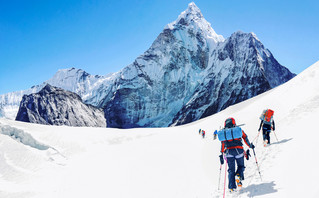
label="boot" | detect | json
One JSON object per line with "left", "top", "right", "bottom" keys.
{"left": 235, "top": 174, "right": 242, "bottom": 188}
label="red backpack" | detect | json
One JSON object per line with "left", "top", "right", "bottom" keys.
{"left": 260, "top": 109, "right": 274, "bottom": 124}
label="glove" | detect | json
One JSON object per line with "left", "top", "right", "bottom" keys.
{"left": 250, "top": 143, "right": 255, "bottom": 149}
{"left": 245, "top": 149, "right": 251, "bottom": 160}
{"left": 219, "top": 154, "right": 224, "bottom": 165}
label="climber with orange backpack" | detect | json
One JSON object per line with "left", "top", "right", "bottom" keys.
{"left": 258, "top": 109, "right": 275, "bottom": 146}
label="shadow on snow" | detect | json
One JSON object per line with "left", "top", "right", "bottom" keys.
{"left": 241, "top": 181, "right": 278, "bottom": 197}
{"left": 270, "top": 138, "right": 293, "bottom": 145}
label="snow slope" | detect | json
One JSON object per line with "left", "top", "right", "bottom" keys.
{"left": 0, "top": 60, "right": 318, "bottom": 197}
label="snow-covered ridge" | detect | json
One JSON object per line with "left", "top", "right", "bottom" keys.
{"left": 0, "top": 87, "right": 40, "bottom": 119}
{"left": 0, "top": 124, "right": 49, "bottom": 150}
{"left": 45, "top": 67, "right": 117, "bottom": 103}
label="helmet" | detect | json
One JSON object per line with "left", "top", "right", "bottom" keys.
{"left": 224, "top": 117, "right": 236, "bottom": 128}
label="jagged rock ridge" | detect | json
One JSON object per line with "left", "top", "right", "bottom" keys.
{"left": 15, "top": 84, "right": 106, "bottom": 127}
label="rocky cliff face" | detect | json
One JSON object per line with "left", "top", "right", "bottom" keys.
{"left": 171, "top": 31, "right": 296, "bottom": 125}
{"left": 15, "top": 84, "right": 106, "bottom": 127}
{"left": 100, "top": 3, "right": 295, "bottom": 128}
{"left": 101, "top": 2, "right": 225, "bottom": 128}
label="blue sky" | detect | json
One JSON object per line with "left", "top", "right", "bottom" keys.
{"left": 0, "top": 0, "right": 318, "bottom": 94}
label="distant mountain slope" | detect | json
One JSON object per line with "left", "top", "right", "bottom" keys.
{"left": 15, "top": 84, "right": 106, "bottom": 127}
{"left": 0, "top": 68, "right": 116, "bottom": 119}
{"left": 171, "top": 31, "right": 295, "bottom": 125}
{"left": 0, "top": 2, "right": 295, "bottom": 128}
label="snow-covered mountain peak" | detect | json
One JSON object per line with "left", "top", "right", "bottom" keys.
{"left": 165, "top": 2, "right": 224, "bottom": 43}
{"left": 218, "top": 30, "right": 295, "bottom": 88}
{"left": 52, "top": 67, "right": 106, "bottom": 82}
{"left": 45, "top": 67, "right": 105, "bottom": 97}
{"left": 231, "top": 31, "right": 257, "bottom": 41}
{"left": 250, "top": 32, "right": 260, "bottom": 41}
{"left": 39, "top": 84, "right": 56, "bottom": 94}
{"left": 37, "top": 84, "right": 81, "bottom": 102}
{"left": 181, "top": 2, "right": 203, "bottom": 21}
{"left": 227, "top": 31, "right": 266, "bottom": 54}
{"left": 165, "top": 2, "right": 202, "bottom": 28}
{"left": 51, "top": 67, "right": 94, "bottom": 82}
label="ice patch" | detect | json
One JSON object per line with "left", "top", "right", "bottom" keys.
{"left": 0, "top": 125, "right": 49, "bottom": 150}
{"left": 0, "top": 124, "right": 67, "bottom": 165}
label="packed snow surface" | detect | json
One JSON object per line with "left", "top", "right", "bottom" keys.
{"left": 0, "top": 61, "right": 317, "bottom": 197}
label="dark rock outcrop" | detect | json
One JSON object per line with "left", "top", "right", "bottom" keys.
{"left": 16, "top": 84, "right": 106, "bottom": 127}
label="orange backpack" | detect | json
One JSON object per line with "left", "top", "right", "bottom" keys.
{"left": 260, "top": 109, "right": 274, "bottom": 124}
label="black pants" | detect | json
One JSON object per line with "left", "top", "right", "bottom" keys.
{"left": 262, "top": 124, "right": 271, "bottom": 144}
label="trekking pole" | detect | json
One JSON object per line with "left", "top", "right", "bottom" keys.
{"left": 223, "top": 156, "right": 228, "bottom": 198}
{"left": 218, "top": 164, "right": 222, "bottom": 190}
{"left": 254, "top": 130, "right": 261, "bottom": 145}
{"left": 273, "top": 130, "right": 279, "bottom": 142}
{"left": 252, "top": 148, "right": 262, "bottom": 181}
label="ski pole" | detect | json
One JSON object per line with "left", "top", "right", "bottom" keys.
{"left": 223, "top": 155, "right": 228, "bottom": 198}
{"left": 252, "top": 148, "right": 262, "bottom": 181}
{"left": 273, "top": 130, "right": 279, "bottom": 142}
{"left": 218, "top": 164, "right": 222, "bottom": 190}
{"left": 253, "top": 130, "right": 261, "bottom": 145}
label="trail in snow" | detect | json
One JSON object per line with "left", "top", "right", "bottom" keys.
{"left": 202, "top": 128, "right": 285, "bottom": 198}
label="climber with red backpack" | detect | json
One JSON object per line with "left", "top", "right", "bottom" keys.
{"left": 258, "top": 109, "right": 275, "bottom": 146}
{"left": 217, "top": 117, "right": 254, "bottom": 193}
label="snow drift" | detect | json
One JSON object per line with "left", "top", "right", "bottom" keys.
{"left": 0, "top": 125, "right": 49, "bottom": 150}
